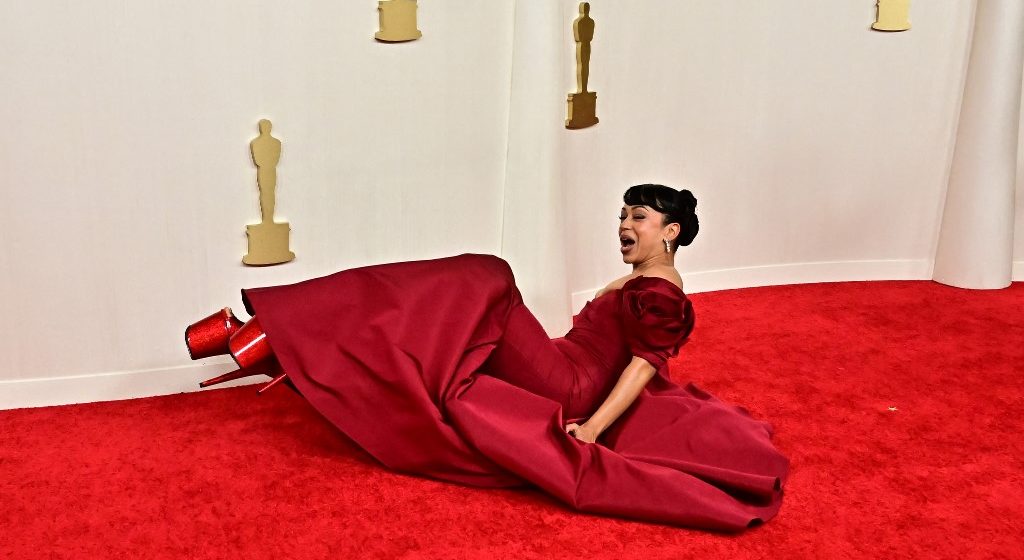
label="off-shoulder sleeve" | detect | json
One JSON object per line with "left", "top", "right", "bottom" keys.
{"left": 620, "top": 277, "right": 695, "bottom": 370}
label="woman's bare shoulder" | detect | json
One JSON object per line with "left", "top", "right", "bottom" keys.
{"left": 595, "top": 273, "right": 634, "bottom": 299}
{"left": 596, "top": 268, "right": 684, "bottom": 298}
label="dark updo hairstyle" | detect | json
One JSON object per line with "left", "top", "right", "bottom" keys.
{"left": 622, "top": 184, "right": 699, "bottom": 251}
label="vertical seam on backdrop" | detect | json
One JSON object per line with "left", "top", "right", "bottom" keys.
{"left": 498, "top": 0, "right": 519, "bottom": 258}
{"left": 930, "top": 0, "right": 981, "bottom": 271}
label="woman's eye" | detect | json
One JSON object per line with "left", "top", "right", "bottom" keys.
{"left": 618, "top": 216, "right": 626, "bottom": 221}
{"left": 633, "top": 215, "right": 643, "bottom": 220}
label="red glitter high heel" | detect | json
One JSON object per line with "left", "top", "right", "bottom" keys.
{"left": 185, "top": 307, "right": 244, "bottom": 360}
{"left": 227, "top": 316, "right": 273, "bottom": 369}
{"left": 198, "top": 316, "right": 291, "bottom": 393}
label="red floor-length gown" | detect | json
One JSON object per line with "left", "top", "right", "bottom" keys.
{"left": 240, "top": 253, "right": 788, "bottom": 531}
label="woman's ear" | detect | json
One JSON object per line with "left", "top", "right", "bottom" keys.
{"left": 667, "top": 222, "right": 680, "bottom": 242}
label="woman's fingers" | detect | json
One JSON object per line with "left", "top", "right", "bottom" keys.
{"left": 565, "top": 422, "right": 579, "bottom": 434}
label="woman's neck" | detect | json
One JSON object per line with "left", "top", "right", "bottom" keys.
{"left": 631, "top": 254, "right": 675, "bottom": 274}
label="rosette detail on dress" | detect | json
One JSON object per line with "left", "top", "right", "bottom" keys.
{"left": 619, "top": 276, "right": 695, "bottom": 370}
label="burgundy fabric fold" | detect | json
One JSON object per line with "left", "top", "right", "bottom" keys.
{"left": 241, "top": 253, "right": 788, "bottom": 531}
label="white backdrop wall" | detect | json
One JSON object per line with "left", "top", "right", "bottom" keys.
{"left": 1016, "top": 101, "right": 1024, "bottom": 273}
{"left": 500, "top": 1, "right": 573, "bottom": 339}
{"left": 562, "top": 1, "right": 992, "bottom": 308}
{"left": 932, "top": 0, "right": 1024, "bottom": 289}
{"left": 0, "top": 1, "right": 515, "bottom": 402}
{"left": 1, "top": 1, "right": 1021, "bottom": 408}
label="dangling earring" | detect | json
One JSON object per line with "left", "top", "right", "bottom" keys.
{"left": 664, "top": 239, "right": 671, "bottom": 253}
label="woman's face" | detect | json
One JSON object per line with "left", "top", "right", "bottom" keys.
{"left": 618, "top": 204, "right": 676, "bottom": 264}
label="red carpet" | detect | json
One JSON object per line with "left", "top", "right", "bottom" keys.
{"left": 1, "top": 280, "right": 1022, "bottom": 559}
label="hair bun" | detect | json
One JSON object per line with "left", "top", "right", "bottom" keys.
{"left": 674, "top": 189, "right": 699, "bottom": 247}
{"left": 676, "top": 189, "right": 697, "bottom": 212}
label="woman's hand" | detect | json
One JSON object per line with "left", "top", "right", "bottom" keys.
{"left": 564, "top": 422, "right": 599, "bottom": 443}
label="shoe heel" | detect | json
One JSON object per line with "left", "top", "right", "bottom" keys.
{"left": 185, "top": 307, "right": 244, "bottom": 360}
{"left": 257, "top": 371, "right": 291, "bottom": 394}
{"left": 199, "top": 361, "right": 276, "bottom": 388}
{"left": 199, "top": 357, "right": 295, "bottom": 395}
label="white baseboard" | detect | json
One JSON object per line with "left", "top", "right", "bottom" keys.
{"left": 572, "top": 258, "right": 935, "bottom": 314}
{"left": 0, "top": 360, "right": 263, "bottom": 411}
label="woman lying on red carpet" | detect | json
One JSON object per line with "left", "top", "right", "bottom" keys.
{"left": 184, "top": 184, "right": 789, "bottom": 531}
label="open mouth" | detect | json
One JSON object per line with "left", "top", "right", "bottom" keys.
{"left": 620, "top": 236, "right": 636, "bottom": 252}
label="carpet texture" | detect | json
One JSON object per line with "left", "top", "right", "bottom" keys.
{"left": 1, "top": 280, "right": 1022, "bottom": 559}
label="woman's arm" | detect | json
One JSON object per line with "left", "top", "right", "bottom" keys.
{"left": 566, "top": 356, "right": 657, "bottom": 442}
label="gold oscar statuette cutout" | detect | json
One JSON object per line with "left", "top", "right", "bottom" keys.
{"left": 375, "top": 0, "right": 422, "bottom": 42}
{"left": 242, "top": 119, "right": 295, "bottom": 266}
{"left": 566, "top": 2, "right": 598, "bottom": 130}
{"left": 872, "top": 0, "right": 911, "bottom": 32}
